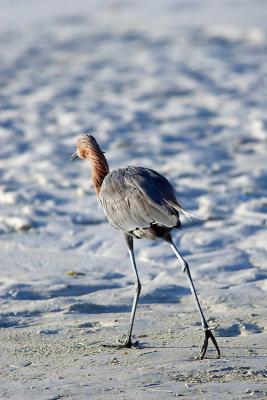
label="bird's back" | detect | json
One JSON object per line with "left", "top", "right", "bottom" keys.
{"left": 99, "top": 166, "right": 182, "bottom": 240}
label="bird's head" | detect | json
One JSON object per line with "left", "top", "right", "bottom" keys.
{"left": 71, "top": 134, "right": 109, "bottom": 193}
{"left": 71, "top": 134, "right": 101, "bottom": 161}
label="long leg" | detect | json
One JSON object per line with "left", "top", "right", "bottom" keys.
{"left": 102, "top": 234, "right": 141, "bottom": 349}
{"left": 168, "top": 235, "right": 220, "bottom": 359}
{"left": 122, "top": 234, "right": 142, "bottom": 347}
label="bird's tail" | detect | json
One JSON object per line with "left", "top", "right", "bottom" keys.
{"left": 179, "top": 207, "right": 202, "bottom": 221}
{"left": 165, "top": 199, "right": 202, "bottom": 221}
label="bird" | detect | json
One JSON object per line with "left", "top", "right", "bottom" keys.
{"left": 71, "top": 134, "right": 220, "bottom": 359}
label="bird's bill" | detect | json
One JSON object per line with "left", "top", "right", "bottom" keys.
{"left": 70, "top": 151, "right": 79, "bottom": 161}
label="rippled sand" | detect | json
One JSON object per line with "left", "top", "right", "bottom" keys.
{"left": 0, "top": 1, "right": 267, "bottom": 398}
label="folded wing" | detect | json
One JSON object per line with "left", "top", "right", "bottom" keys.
{"left": 99, "top": 166, "right": 181, "bottom": 234}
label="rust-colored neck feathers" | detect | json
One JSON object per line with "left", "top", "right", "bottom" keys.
{"left": 77, "top": 135, "right": 109, "bottom": 194}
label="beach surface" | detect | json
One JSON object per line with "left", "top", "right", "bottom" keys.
{"left": 0, "top": 1, "right": 267, "bottom": 398}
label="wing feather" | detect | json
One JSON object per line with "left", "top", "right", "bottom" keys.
{"left": 99, "top": 167, "right": 180, "bottom": 233}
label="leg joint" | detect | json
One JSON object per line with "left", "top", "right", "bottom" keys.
{"left": 135, "top": 281, "right": 141, "bottom": 294}
{"left": 181, "top": 261, "right": 189, "bottom": 273}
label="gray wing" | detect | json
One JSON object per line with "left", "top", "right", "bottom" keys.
{"left": 99, "top": 166, "right": 181, "bottom": 233}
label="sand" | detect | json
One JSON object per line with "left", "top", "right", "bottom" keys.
{"left": 0, "top": 0, "right": 267, "bottom": 399}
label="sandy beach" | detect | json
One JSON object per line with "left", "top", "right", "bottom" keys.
{"left": 0, "top": 0, "right": 267, "bottom": 398}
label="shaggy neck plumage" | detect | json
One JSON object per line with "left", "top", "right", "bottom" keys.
{"left": 86, "top": 145, "right": 109, "bottom": 194}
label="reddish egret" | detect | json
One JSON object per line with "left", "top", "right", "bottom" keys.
{"left": 71, "top": 134, "right": 220, "bottom": 359}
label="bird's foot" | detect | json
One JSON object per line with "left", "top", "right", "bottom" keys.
{"left": 102, "top": 338, "right": 139, "bottom": 349}
{"left": 197, "top": 328, "right": 221, "bottom": 360}
{"left": 120, "top": 338, "right": 139, "bottom": 349}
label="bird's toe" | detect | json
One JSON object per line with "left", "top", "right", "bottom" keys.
{"left": 196, "top": 329, "right": 220, "bottom": 360}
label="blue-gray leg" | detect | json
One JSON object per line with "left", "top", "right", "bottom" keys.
{"left": 122, "top": 234, "right": 141, "bottom": 347}
{"left": 102, "top": 234, "right": 141, "bottom": 349}
{"left": 169, "top": 237, "right": 220, "bottom": 359}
